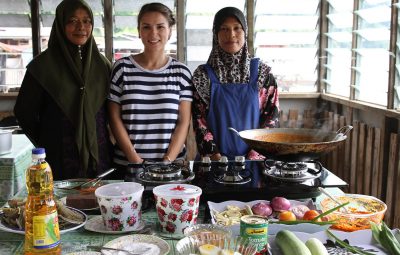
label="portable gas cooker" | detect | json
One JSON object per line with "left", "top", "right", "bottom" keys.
{"left": 126, "top": 157, "right": 348, "bottom": 203}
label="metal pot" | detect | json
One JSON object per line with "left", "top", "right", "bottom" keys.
{"left": 230, "top": 125, "right": 353, "bottom": 162}
{"left": 0, "top": 126, "right": 20, "bottom": 155}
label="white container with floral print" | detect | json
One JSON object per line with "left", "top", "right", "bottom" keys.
{"left": 153, "top": 184, "right": 202, "bottom": 236}
{"left": 95, "top": 182, "right": 144, "bottom": 231}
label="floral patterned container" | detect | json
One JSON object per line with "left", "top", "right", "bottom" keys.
{"left": 153, "top": 184, "right": 202, "bottom": 236}
{"left": 95, "top": 182, "right": 144, "bottom": 231}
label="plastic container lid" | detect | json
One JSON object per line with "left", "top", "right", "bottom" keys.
{"left": 95, "top": 182, "right": 144, "bottom": 198}
{"left": 153, "top": 184, "right": 202, "bottom": 198}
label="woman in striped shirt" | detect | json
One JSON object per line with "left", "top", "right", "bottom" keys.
{"left": 108, "top": 2, "right": 193, "bottom": 177}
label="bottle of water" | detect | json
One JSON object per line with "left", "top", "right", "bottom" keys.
{"left": 24, "top": 148, "right": 61, "bottom": 254}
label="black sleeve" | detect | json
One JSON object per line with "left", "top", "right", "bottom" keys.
{"left": 13, "top": 71, "right": 45, "bottom": 146}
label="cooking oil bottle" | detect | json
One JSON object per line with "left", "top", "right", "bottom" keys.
{"left": 24, "top": 148, "right": 61, "bottom": 255}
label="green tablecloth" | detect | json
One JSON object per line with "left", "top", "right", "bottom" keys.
{"left": 0, "top": 181, "right": 343, "bottom": 254}
{"left": 0, "top": 206, "right": 206, "bottom": 255}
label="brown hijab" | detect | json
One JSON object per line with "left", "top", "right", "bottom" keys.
{"left": 26, "top": 0, "right": 111, "bottom": 176}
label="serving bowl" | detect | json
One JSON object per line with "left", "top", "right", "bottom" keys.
{"left": 176, "top": 235, "right": 257, "bottom": 255}
{"left": 320, "top": 193, "right": 387, "bottom": 232}
{"left": 183, "top": 224, "right": 232, "bottom": 239}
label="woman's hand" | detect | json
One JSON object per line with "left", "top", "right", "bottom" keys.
{"left": 210, "top": 153, "right": 222, "bottom": 161}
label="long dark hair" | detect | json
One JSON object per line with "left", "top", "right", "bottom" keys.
{"left": 137, "top": 2, "right": 176, "bottom": 29}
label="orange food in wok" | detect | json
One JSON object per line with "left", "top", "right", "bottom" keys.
{"left": 255, "top": 133, "right": 321, "bottom": 143}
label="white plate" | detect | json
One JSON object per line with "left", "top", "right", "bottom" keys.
{"left": 208, "top": 199, "right": 324, "bottom": 236}
{"left": 0, "top": 206, "right": 87, "bottom": 235}
{"left": 269, "top": 229, "right": 391, "bottom": 255}
{"left": 103, "top": 234, "right": 170, "bottom": 255}
{"left": 84, "top": 215, "right": 146, "bottom": 234}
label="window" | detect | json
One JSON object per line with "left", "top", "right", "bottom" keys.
{"left": 254, "top": 0, "right": 320, "bottom": 92}
{"left": 185, "top": 0, "right": 245, "bottom": 72}
{"left": 113, "top": 0, "right": 176, "bottom": 61}
{"left": 323, "top": 0, "right": 353, "bottom": 97}
{"left": 394, "top": 2, "right": 400, "bottom": 110}
{"left": 353, "top": 0, "right": 391, "bottom": 106}
{"left": 40, "top": 0, "right": 105, "bottom": 54}
{"left": 0, "top": 0, "right": 31, "bottom": 93}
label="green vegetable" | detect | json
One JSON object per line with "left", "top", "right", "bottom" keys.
{"left": 275, "top": 230, "right": 312, "bottom": 255}
{"left": 313, "top": 201, "right": 350, "bottom": 221}
{"left": 326, "top": 229, "right": 375, "bottom": 255}
{"left": 305, "top": 238, "right": 329, "bottom": 255}
{"left": 271, "top": 220, "right": 336, "bottom": 225}
{"left": 370, "top": 221, "right": 400, "bottom": 255}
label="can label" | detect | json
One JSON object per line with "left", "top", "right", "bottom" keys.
{"left": 240, "top": 215, "right": 268, "bottom": 252}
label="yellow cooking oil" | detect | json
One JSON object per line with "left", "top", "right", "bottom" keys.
{"left": 24, "top": 148, "right": 61, "bottom": 255}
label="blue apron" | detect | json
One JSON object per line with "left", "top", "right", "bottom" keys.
{"left": 205, "top": 58, "right": 260, "bottom": 159}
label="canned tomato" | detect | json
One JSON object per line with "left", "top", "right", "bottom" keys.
{"left": 240, "top": 215, "right": 268, "bottom": 252}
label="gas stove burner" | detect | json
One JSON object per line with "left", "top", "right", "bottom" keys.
{"left": 146, "top": 164, "right": 182, "bottom": 179}
{"left": 214, "top": 174, "right": 251, "bottom": 185}
{"left": 276, "top": 162, "right": 308, "bottom": 176}
{"left": 263, "top": 160, "right": 322, "bottom": 183}
{"left": 136, "top": 162, "right": 195, "bottom": 185}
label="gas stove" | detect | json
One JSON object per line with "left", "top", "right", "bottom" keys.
{"left": 126, "top": 157, "right": 348, "bottom": 203}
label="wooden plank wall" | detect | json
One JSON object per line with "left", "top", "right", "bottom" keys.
{"left": 280, "top": 109, "right": 399, "bottom": 228}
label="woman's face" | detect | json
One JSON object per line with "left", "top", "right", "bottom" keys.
{"left": 138, "top": 11, "right": 171, "bottom": 52}
{"left": 65, "top": 7, "right": 92, "bottom": 46}
{"left": 217, "top": 16, "right": 245, "bottom": 54}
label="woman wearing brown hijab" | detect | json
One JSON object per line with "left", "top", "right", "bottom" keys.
{"left": 14, "top": 0, "right": 112, "bottom": 180}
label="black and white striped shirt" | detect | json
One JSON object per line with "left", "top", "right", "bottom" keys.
{"left": 108, "top": 56, "right": 193, "bottom": 166}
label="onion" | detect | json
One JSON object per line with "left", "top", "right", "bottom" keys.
{"left": 251, "top": 202, "right": 273, "bottom": 217}
{"left": 271, "top": 197, "right": 291, "bottom": 212}
{"left": 290, "top": 204, "right": 310, "bottom": 219}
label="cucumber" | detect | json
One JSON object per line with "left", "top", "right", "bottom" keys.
{"left": 275, "top": 230, "right": 312, "bottom": 255}
{"left": 305, "top": 238, "right": 329, "bottom": 255}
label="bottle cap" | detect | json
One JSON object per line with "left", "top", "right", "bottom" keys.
{"left": 32, "top": 148, "right": 45, "bottom": 155}
{"left": 32, "top": 148, "right": 46, "bottom": 159}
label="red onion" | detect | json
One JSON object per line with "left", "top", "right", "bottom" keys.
{"left": 271, "top": 197, "right": 291, "bottom": 212}
{"left": 251, "top": 202, "right": 273, "bottom": 217}
{"left": 290, "top": 204, "right": 310, "bottom": 219}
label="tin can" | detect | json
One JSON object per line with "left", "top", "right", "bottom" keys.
{"left": 240, "top": 215, "right": 268, "bottom": 252}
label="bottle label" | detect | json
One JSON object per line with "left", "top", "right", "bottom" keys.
{"left": 32, "top": 211, "right": 60, "bottom": 249}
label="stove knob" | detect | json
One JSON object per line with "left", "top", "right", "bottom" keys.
{"left": 202, "top": 156, "right": 211, "bottom": 165}
{"left": 220, "top": 156, "right": 228, "bottom": 164}
{"left": 234, "top": 156, "right": 245, "bottom": 170}
{"left": 218, "top": 156, "right": 229, "bottom": 172}
{"left": 235, "top": 156, "right": 245, "bottom": 164}
{"left": 201, "top": 156, "right": 211, "bottom": 172}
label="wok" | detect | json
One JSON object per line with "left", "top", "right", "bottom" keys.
{"left": 230, "top": 125, "right": 353, "bottom": 162}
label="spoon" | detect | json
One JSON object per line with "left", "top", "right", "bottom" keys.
{"left": 318, "top": 187, "right": 350, "bottom": 213}
{"left": 57, "top": 168, "right": 116, "bottom": 190}
{"left": 87, "top": 246, "right": 150, "bottom": 255}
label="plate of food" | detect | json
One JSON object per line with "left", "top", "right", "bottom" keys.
{"left": 60, "top": 193, "right": 99, "bottom": 211}
{"left": 0, "top": 198, "right": 87, "bottom": 235}
{"left": 208, "top": 198, "right": 330, "bottom": 236}
{"left": 101, "top": 234, "right": 170, "bottom": 255}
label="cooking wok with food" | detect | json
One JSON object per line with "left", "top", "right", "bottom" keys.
{"left": 230, "top": 125, "right": 353, "bottom": 162}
